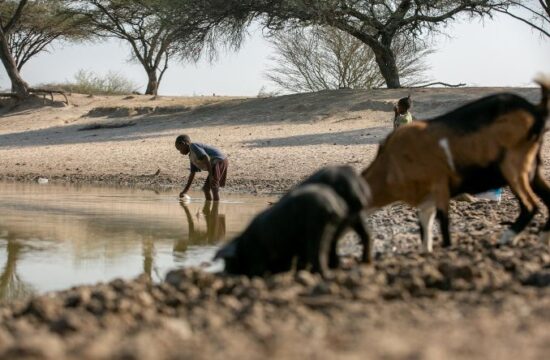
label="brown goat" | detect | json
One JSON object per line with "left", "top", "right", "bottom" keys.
{"left": 361, "top": 78, "right": 550, "bottom": 252}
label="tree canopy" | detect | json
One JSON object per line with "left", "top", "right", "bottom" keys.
{"left": 167, "top": 0, "right": 513, "bottom": 88}
{"left": 1, "top": 0, "right": 90, "bottom": 72}
{"left": 69, "top": 0, "right": 208, "bottom": 95}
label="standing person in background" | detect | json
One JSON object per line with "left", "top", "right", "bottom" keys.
{"left": 393, "top": 95, "right": 413, "bottom": 129}
{"left": 175, "top": 134, "right": 228, "bottom": 202}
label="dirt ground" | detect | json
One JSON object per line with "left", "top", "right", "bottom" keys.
{"left": 0, "top": 87, "right": 546, "bottom": 192}
{"left": 0, "top": 88, "right": 549, "bottom": 359}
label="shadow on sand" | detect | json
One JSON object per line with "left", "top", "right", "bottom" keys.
{"left": 243, "top": 127, "right": 390, "bottom": 148}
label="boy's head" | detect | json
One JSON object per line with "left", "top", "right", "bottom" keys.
{"left": 397, "top": 95, "right": 412, "bottom": 114}
{"left": 175, "top": 134, "right": 191, "bottom": 155}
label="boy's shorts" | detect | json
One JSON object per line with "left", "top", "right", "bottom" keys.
{"left": 204, "top": 158, "right": 228, "bottom": 190}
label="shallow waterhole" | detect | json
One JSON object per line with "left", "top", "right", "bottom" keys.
{"left": 0, "top": 182, "right": 274, "bottom": 303}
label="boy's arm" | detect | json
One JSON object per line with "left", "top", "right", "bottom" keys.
{"left": 180, "top": 171, "right": 196, "bottom": 197}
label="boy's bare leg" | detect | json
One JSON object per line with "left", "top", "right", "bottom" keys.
{"left": 203, "top": 188, "right": 213, "bottom": 201}
{"left": 212, "top": 187, "right": 220, "bottom": 202}
{"left": 203, "top": 177, "right": 213, "bottom": 201}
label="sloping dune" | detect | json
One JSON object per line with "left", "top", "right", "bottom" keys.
{"left": 0, "top": 87, "right": 543, "bottom": 193}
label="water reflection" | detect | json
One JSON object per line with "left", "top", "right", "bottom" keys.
{"left": 180, "top": 201, "right": 226, "bottom": 245}
{"left": 0, "top": 234, "right": 34, "bottom": 302}
{"left": 0, "top": 182, "right": 271, "bottom": 303}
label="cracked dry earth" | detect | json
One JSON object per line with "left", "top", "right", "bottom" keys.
{"left": 0, "top": 190, "right": 549, "bottom": 360}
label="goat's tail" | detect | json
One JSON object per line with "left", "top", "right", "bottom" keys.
{"left": 535, "top": 74, "right": 550, "bottom": 117}
{"left": 529, "top": 75, "right": 550, "bottom": 140}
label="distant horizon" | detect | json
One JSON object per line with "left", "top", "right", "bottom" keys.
{"left": 1, "top": 13, "right": 549, "bottom": 96}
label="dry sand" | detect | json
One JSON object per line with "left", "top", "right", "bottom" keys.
{"left": 0, "top": 87, "right": 546, "bottom": 193}
{"left": 0, "top": 88, "right": 549, "bottom": 359}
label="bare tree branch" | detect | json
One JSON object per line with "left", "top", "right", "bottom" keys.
{"left": 495, "top": 0, "right": 550, "bottom": 38}
{"left": 266, "top": 26, "right": 432, "bottom": 93}
{"left": 68, "top": 0, "right": 191, "bottom": 95}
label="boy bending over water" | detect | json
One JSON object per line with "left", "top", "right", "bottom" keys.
{"left": 175, "top": 135, "right": 228, "bottom": 201}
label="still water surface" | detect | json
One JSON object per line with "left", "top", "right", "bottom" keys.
{"left": 0, "top": 182, "right": 272, "bottom": 303}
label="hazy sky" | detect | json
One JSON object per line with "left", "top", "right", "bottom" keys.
{"left": 1, "top": 12, "right": 549, "bottom": 96}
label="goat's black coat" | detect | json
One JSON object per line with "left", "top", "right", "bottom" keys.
{"left": 427, "top": 93, "right": 545, "bottom": 137}
{"left": 288, "top": 165, "right": 372, "bottom": 263}
{"left": 215, "top": 184, "right": 348, "bottom": 277}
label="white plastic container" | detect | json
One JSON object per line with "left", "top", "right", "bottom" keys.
{"left": 476, "top": 188, "right": 502, "bottom": 202}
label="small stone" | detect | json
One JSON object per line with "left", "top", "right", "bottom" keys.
{"left": 64, "top": 288, "right": 92, "bottom": 308}
{"left": 0, "top": 327, "right": 14, "bottom": 349}
{"left": 137, "top": 292, "right": 154, "bottom": 307}
{"left": 24, "top": 297, "right": 60, "bottom": 321}
{"left": 295, "top": 271, "right": 318, "bottom": 287}
{"left": 159, "top": 318, "right": 192, "bottom": 340}
{"left": 3, "top": 333, "right": 64, "bottom": 360}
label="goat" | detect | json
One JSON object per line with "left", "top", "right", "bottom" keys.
{"left": 286, "top": 165, "right": 372, "bottom": 264}
{"left": 214, "top": 184, "right": 348, "bottom": 278}
{"left": 361, "top": 78, "right": 550, "bottom": 252}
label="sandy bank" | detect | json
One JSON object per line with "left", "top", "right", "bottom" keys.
{"left": 0, "top": 87, "right": 545, "bottom": 193}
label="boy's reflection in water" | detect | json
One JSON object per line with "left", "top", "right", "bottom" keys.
{"left": 174, "top": 201, "right": 226, "bottom": 254}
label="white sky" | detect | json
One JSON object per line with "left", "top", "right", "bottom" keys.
{"left": 1, "top": 13, "right": 549, "bottom": 96}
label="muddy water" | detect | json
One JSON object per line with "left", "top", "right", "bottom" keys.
{"left": 0, "top": 182, "right": 273, "bottom": 303}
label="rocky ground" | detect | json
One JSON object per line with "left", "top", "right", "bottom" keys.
{"left": 0, "top": 190, "right": 549, "bottom": 360}
{"left": 1, "top": 89, "right": 549, "bottom": 358}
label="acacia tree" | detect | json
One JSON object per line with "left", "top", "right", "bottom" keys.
{"left": 0, "top": 0, "right": 30, "bottom": 98}
{"left": 72, "top": 0, "right": 193, "bottom": 95}
{"left": 2, "top": 0, "right": 90, "bottom": 72}
{"left": 496, "top": 0, "right": 549, "bottom": 37}
{"left": 267, "top": 26, "right": 431, "bottom": 92}
{"left": 169, "top": 0, "right": 511, "bottom": 88}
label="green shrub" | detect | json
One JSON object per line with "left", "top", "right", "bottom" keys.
{"left": 41, "top": 70, "right": 140, "bottom": 95}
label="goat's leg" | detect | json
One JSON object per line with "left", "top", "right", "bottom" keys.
{"left": 531, "top": 166, "right": 550, "bottom": 245}
{"left": 418, "top": 200, "right": 436, "bottom": 252}
{"left": 434, "top": 185, "right": 452, "bottom": 248}
{"left": 437, "top": 208, "right": 451, "bottom": 248}
{"left": 311, "top": 223, "right": 339, "bottom": 278}
{"left": 327, "top": 221, "right": 349, "bottom": 268}
{"left": 500, "top": 171, "right": 538, "bottom": 245}
{"left": 351, "top": 212, "right": 372, "bottom": 264}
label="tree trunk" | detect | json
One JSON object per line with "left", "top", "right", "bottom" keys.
{"left": 373, "top": 44, "right": 401, "bottom": 88}
{"left": 145, "top": 70, "right": 159, "bottom": 95}
{"left": 0, "top": 29, "right": 29, "bottom": 98}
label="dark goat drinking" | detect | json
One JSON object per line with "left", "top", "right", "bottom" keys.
{"left": 361, "top": 78, "right": 550, "bottom": 251}
{"left": 214, "top": 184, "right": 348, "bottom": 277}
{"left": 286, "top": 165, "right": 372, "bottom": 264}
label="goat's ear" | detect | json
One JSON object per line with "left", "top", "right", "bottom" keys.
{"left": 214, "top": 241, "right": 237, "bottom": 260}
